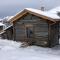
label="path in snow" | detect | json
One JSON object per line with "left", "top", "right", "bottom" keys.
{"left": 0, "top": 39, "right": 60, "bottom": 60}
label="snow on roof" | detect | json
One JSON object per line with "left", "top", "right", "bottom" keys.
{"left": 43, "top": 12, "right": 60, "bottom": 19}
{"left": 0, "top": 25, "right": 13, "bottom": 34}
{"left": 10, "top": 8, "right": 55, "bottom": 22}
{"left": 10, "top": 7, "right": 60, "bottom": 22}
{"left": 0, "top": 23, "right": 5, "bottom": 26}
{"left": 3, "top": 16, "right": 14, "bottom": 22}
{"left": 7, "top": 16, "right": 14, "bottom": 21}
{"left": 46, "top": 6, "right": 60, "bottom": 19}
{"left": 26, "top": 8, "right": 60, "bottom": 19}
{"left": 25, "top": 8, "right": 44, "bottom": 15}
{"left": 48, "top": 6, "right": 60, "bottom": 13}
{"left": 4, "top": 25, "right": 13, "bottom": 31}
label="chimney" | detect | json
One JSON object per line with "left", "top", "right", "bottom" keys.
{"left": 40, "top": 7, "right": 45, "bottom": 11}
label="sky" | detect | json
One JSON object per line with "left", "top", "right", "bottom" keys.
{"left": 0, "top": 0, "right": 60, "bottom": 18}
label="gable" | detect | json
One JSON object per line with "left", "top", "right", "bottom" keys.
{"left": 10, "top": 9, "right": 56, "bottom": 23}
{"left": 19, "top": 13, "right": 40, "bottom": 20}
{"left": 14, "top": 12, "right": 54, "bottom": 24}
{"left": 13, "top": 13, "right": 50, "bottom": 27}
{"left": 14, "top": 13, "right": 49, "bottom": 24}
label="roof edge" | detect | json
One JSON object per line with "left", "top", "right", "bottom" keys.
{"left": 9, "top": 8, "right": 56, "bottom": 23}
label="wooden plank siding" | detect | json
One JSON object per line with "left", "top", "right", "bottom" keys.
{"left": 1, "top": 26, "right": 13, "bottom": 40}
{"left": 1, "top": 32, "right": 7, "bottom": 39}
{"left": 5, "top": 26, "right": 13, "bottom": 40}
{"left": 13, "top": 13, "right": 59, "bottom": 47}
{"left": 59, "top": 23, "right": 60, "bottom": 38}
{"left": 49, "top": 23, "right": 59, "bottom": 47}
{"left": 33, "top": 22, "right": 49, "bottom": 47}
{"left": 13, "top": 13, "right": 49, "bottom": 47}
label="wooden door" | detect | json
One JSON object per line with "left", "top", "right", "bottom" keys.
{"left": 25, "top": 24, "right": 34, "bottom": 43}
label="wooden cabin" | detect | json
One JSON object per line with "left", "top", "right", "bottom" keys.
{"left": 0, "top": 25, "right": 13, "bottom": 40}
{"left": 0, "top": 31, "right": 7, "bottom": 39}
{"left": 0, "top": 23, "right": 4, "bottom": 32}
{"left": 9, "top": 8, "right": 60, "bottom": 47}
{"left": 4, "top": 25, "right": 13, "bottom": 40}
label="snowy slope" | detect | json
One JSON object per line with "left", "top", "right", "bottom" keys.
{"left": 0, "top": 39, "right": 60, "bottom": 60}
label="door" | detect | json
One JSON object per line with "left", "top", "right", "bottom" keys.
{"left": 25, "top": 24, "right": 34, "bottom": 44}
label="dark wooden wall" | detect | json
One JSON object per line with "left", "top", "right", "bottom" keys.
{"left": 49, "top": 23, "right": 59, "bottom": 47}
{"left": 13, "top": 13, "right": 49, "bottom": 47}
{"left": 1, "top": 26, "right": 13, "bottom": 40}
{"left": 1, "top": 32, "right": 7, "bottom": 39}
{"left": 0, "top": 26, "right": 3, "bottom": 31}
{"left": 6, "top": 26, "right": 13, "bottom": 40}
{"left": 59, "top": 23, "right": 60, "bottom": 38}
{"left": 34, "top": 21, "right": 48, "bottom": 46}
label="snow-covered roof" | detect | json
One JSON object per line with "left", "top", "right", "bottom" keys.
{"left": 3, "top": 16, "right": 14, "bottom": 22}
{"left": 0, "top": 23, "right": 5, "bottom": 26}
{"left": 10, "top": 7, "right": 60, "bottom": 23}
{"left": 48, "top": 6, "right": 60, "bottom": 13}
{"left": 10, "top": 8, "right": 55, "bottom": 23}
{"left": 0, "top": 25, "right": 13, "bottom": 34}
{"left": 7, "top": 16, "right": 14, "bottom": 21}
{"left": 46, "top": 6, "right": 60, "bottom": 19}
{"left": 25, "top": 8, "right": 44, "bottom": 14}
{"left": 4, "top": 25, "right": 13, "bottom": 31}
{"left": 26, "top": 8, "right": 60, "bottom": 19}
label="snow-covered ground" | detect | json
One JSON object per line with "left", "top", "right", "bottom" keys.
{"left": 0, "top": 39, "right": 60, "bottom": 60}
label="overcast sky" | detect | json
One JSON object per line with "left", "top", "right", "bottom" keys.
{"left": 0, "top": 0, "right": 60, "bottom": 18}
